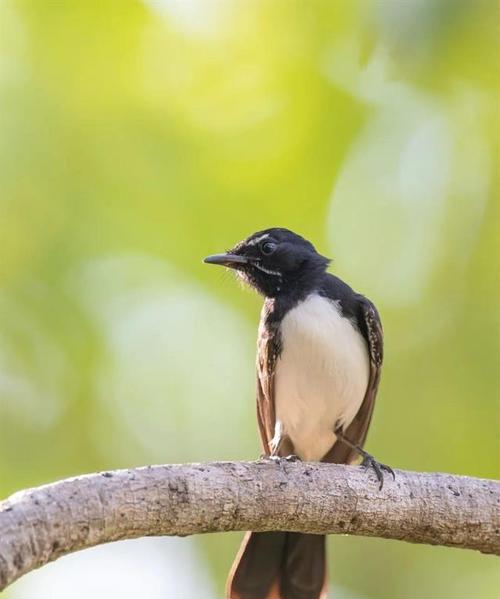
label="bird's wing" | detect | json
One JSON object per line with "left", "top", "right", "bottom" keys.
{"left": 256, "top": 304, "right": 280, "bottom": 455}
{"left": 323, "top": 295, "right": 383, "bottom": 464}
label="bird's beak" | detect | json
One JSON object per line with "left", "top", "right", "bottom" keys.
{"left": 203, "top": 253, "right": 250, "bottom": 268}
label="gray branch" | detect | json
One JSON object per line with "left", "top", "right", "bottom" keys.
{"left": 0, "top": 461, "right": 499, "bottom": 590}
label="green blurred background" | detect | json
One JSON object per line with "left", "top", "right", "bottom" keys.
{"left": 1, "top": 1, "right": 499, "bottom": 597}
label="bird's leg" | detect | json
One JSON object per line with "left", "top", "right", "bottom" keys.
{"left": 334, "top": 426, "right": 394, "bottom": 490}
{"left": 259, "top": 422, "right": 300, "bottom": 467}
{"left": 269, "top": 421, "right": 285, "bottom": 457}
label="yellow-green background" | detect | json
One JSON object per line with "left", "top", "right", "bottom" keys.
{"left": 1, "top": 1, "right": 499, "bottom": 598}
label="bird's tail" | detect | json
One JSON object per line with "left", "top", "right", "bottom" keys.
{"left": 227, "top": 531, "right": 327, "bottom": 599}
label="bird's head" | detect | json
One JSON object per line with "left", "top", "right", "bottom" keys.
{"left": 204, "top": 228, "right": 330, "bottom": 298}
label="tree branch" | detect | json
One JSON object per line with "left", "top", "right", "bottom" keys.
{"left": 0, "top": 461, "right": 498, "bottom": 590}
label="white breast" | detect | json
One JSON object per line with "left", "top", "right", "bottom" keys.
{"left": 274, "top": 293, "right": 370, "bottom": 461}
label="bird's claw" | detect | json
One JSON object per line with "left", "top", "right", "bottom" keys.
{"left": 281, "top": 454, "right": 301, "bottom": 463}
{"left": 260, "top": 454, "right": 300, "bottom": 463}
{"left": 361, "top": 454, "right": 395, "bottom": 490}
{"left": 259, "top": 454, "right": 301, "bottom": 473}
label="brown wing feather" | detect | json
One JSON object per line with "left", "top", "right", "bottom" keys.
{"left": 256, "top": 300, "right": 280, "bottom": 454}
{"left": 323, "top": 297, "right": 383, "bottom": 464}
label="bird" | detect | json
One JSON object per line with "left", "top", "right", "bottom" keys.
{"left": 204, "top": 227, "right": 393, "bottom": 599}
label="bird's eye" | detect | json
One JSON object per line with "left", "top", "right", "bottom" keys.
{"left": 261, "top": 241, "right": 277, "bottom": 256}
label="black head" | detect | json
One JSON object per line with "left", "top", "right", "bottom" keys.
{"left": 204, "top": 228, "right": 330, "bottom": 298}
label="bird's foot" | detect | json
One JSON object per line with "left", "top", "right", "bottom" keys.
{"left": 259, "top": 454, "right": 301, "bottom": 473}
{"left": 361, "top": 454, "right": 395, "bottom": 490}
{"left": 280, "top": 454, "right": 301, "bottom": 463}
{"left": 261, "top": 454, "right": 301, "bottom": 463}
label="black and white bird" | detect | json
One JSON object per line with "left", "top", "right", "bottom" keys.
{"left": 204, "top": 227, "right": 393, "bottom": 599}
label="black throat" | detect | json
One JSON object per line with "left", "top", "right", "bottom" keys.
{"left": 261, "top": 271, "right": 364, "bottom": 341}
{"left": 261, "top": 269, "right": 325, "bottom": 333}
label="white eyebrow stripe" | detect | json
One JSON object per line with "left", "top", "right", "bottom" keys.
{"left": 247, "top": 234, "right": 269, "bottom": 246}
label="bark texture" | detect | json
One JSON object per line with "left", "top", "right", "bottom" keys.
{"left": 0, "top": 461, "right": 499, "bottom": 590}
